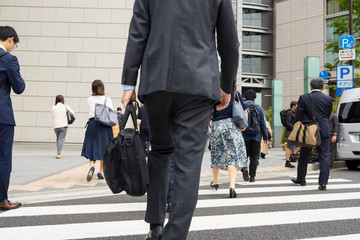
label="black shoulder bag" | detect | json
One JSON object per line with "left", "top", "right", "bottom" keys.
{"left": 103, "top": 102, "right": 148, "bottom": 196}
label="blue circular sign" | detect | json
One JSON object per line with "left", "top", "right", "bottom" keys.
{"left": 319, "top": 71, "right": 329, "bottom": 79}
{"left": 339, "top": 35, "right": 355, "bottom": 49}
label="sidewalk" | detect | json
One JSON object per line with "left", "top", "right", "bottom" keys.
{"left": 8, "top": 142, "right": 340, "bottom": 203}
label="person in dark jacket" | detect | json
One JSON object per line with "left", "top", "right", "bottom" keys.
{"left": 291, "top": 78, "right": 333, "bottom": 191}
{"left": 284, "top": 101, "right": 297, "bottom": 168}
{"left": 242, "top": 89, "right": 269, "bottom": 183}
{"left": 0, "top": 26, "right": 25, "bottom": 210}
{"left": 121, "top": 0, "right": 239, "bottom": 239}
{"left": 328, "top": 113, "right": 339, "bottom": 168}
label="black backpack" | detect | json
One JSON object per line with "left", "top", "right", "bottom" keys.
{"left": 243, "top": 104, "right": 261, "bottom": 135}
{"left": 280, "top": 109, "right": 291, "bottom": 127}
{"left": 103, "top": 103, "right": 148, "bottom": 196}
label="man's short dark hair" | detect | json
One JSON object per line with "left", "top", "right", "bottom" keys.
{"left": 310, "top": 77, "right": 324, "bottom": 90}
{"left": 244, "top": 89, "right": 257, "bottom": 101}
{"left": 290, "top": 101, "right": 297, "bottom": 109}
{"left": 117, "top": 107, "right": 122, "bottom": 111}
{"left": 0, "top": 26, "right": 19, "bottom": 43}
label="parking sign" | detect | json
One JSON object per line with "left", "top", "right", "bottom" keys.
{"left": 336, "top": 65, "right": 354, "bottom": 96}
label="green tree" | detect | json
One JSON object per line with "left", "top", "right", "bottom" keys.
{"left": 325, "top": 0, "right": 360, "bottom": 68}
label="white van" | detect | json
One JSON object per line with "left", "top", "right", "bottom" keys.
{"left": 336, "top": 87, "right": 360, "bottom": 170}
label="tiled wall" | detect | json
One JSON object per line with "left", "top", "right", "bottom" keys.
{"left": 0, "top": 0, "right": 135, "bottom": 143}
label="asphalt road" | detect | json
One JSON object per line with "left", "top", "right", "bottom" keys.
{"left": 1, "top": 168, "right": 359, "bottom": 240}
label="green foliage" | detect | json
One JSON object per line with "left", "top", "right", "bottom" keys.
{"left": 264, "top": 106, "right": 272, "bottom": 124}
{"left": 332, "top": 96, "right": 341, "bottom": 113}
{"left": 325, "top": 0, "right": 360, "bottom": 68}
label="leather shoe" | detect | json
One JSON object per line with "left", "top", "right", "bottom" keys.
{"left": 318, "top": 185, "right": 327, "bottom": 191}
{"left": 144, "top": 226, "right": 163, "bottom": 240}
{"left": 0, "top": 199, "right": 22, "bottom": 211}
{"left": 291, "top": 178, "right": 306, "bottom": 186}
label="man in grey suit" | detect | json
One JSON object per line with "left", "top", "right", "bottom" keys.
{"left": 121, "top": 0, "right": 239, "bottom": 239}
{"left": 291, "top": 78, "right": 333, "bottom": 191}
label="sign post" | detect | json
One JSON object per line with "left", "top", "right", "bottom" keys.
{"left": 336, "top": 65, "right": 354, "bottom": 96}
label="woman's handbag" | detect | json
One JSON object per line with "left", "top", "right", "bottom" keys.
{"left": 288, "top": 94, "right": 321, "bottom": 147}
{"left": 65, "top": 106, "right": 75, "bottom": 124}
{"left": 94, "top": 97, "right": 117, "bottom": 127}
{"left": 232, "top": 92, "right": 248, "bottom": 129}
{"left": 103, "top": 102, "right": 148, "bottom": 196}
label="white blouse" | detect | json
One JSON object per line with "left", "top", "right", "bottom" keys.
{"left": 87, "top": 96, "right": 114, "bottom": 118}
{"left": 51, "top": 103, "right": 75, "bottom": 129}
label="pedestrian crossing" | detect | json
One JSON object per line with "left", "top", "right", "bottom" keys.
{"left": 1, "top": 175, "right": 359, "bottom": 240}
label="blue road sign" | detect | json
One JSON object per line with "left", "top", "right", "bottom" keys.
{"left": 336, "top": 65, "right": 354, "bottom": 96}
{"left": 339, "top": 35, "right": 355, "bottom": 49}
{"left": 319, "top": 71, "right": 329, "bottom": 80}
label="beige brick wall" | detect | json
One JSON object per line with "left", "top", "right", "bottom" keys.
{"left": 0, "top": 0, "right": 135, "bottom": 143}
{"left": 274, "top": 0, "right": 326, "bottom": 108}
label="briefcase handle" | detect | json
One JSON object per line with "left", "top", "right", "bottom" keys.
{"left": 120, "top": 101, "right": 139, "bottom": 132}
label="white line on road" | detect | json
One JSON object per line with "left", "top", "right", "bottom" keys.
{"left": 0, "top": 207, "right": 359, "bottom": 240}
{"left": 236, "top": 178, "right": 351, "bottom": 186}
{"left": 199, "top": 183, "right": 360, "bottom": 195}
{"left": 296, "top": 234, "right": 360, "bottom": 240}
{"left": 2, "top": 191, "right": 360, "bottom": 218}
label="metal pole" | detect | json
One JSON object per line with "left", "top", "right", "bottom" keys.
{"left": 349, "top": 0, "right": 353, "bottom": 65}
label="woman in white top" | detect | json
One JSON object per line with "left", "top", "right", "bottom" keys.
{"left": 81, "top": 80, "right": 114, "bottom": 182}
{"left": 51, "top": 95, "right": 75, "bottom": 159}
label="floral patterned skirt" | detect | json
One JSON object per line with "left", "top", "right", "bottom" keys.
{"left": 210, "top": 118, "right": 247, "bottom": 170}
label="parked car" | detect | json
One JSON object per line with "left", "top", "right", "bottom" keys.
{"left": 336, "top": 88, "right": 360, "bottom": 170}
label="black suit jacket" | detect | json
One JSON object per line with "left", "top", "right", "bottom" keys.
{"left": 0, "top": 49, "right": 25, "bottom": 126}
{"left": 122, "top": 0, "right": 239, "bottom": 102}
{"left": 294, "top": 90, "right": 333, "bottom": 138}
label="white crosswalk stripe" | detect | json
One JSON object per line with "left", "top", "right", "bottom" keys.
{"left": 1, "top": 175, "right": 359, "bottom": 240}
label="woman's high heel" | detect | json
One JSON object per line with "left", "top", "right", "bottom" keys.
{"left": 229, "top": 188, "right": 237, "bottom": 198}
{"left": 210, "top": 181, "right": 219, "bottom": 190}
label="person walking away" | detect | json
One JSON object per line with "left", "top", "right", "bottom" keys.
{"left": 82, "top": 80, "right": 113, "bottom": 182}
{"left": 284, "top": 101, "right": 297, "bottom": 168}
{"left": 210, "top": 90, "right": 247, "bottom": 198}
{"left": 291, "top": 78, "right": 333, "bottom": 190}
{"left": 242, "top": 89, "right": 269, "bottom": 182}
{"left": 51, "top": 95, "right": 75, "bottom": 159}
{"left": 0, "top": 26, "right": 25, "bottom": 210}
{"left": 328, "top": 113, "right": 339, "bottom": 169}
{"left": 121, "top": 0, "right": 240, "bottom": 239}
{"left": 138, "top": 105, "right": 150, "bottom": 156}
{"left": 260, "top": 117, "right": 272, "bottom": 159}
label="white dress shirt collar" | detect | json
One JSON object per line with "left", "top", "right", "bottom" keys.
{"left": 0, "top": 45, "right": 6, "bottom": 52}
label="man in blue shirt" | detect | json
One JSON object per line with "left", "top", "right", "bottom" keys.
{"left": 242, "top": 89, "right": 268, "bottom": 182}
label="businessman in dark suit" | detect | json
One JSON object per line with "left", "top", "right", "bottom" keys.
{"left": 291, "top": 78, "right": 333, "bottom": 191}
{"left": 0, "top": 26, "right": 25, "bottom": 210}
{"left": 121, "top": 0, "right": 239, "bottom": 239}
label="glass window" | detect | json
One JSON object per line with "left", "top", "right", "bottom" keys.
{"left": 243, "top": 0, "right": 262, "bottom": 4}
{"left": 339, "top": 102, "right": 360, "bottom": 123}
{"left": 327, "top": 0, "right": 346, "bottom": 15}
{"left": 242, "top": 55, "right": 262, "bottom": 74}
{"left": 326, "top": 50, "right": 338, "bottom": 65}
{"left": 243, "top": 9, "right": 262, "bottom": 27}
{"left": 243, "top": 32, "right": 262, "bottom": 50}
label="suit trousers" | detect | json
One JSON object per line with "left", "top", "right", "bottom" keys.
{"left": 144, "top": 92, "right": 214, "bottom": 240}
{"left": 0, "top": 125, "right": 14, "bottom": 203}
{"left": 297, "top": 137, "right": 330, "bottom": 186}
{"left": 329, "top": 142, "right": 336, "bottom": 168}
{"left": 245, "top": 140, "right": 260, "bottom": 177}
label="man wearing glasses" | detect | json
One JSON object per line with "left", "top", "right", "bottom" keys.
{"left": 0, "top": 26, "right": 25, "bottom": 211}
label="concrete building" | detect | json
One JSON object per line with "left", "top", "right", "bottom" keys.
{"left": 0, "top": 0, "right": 134, "bottom": 143}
